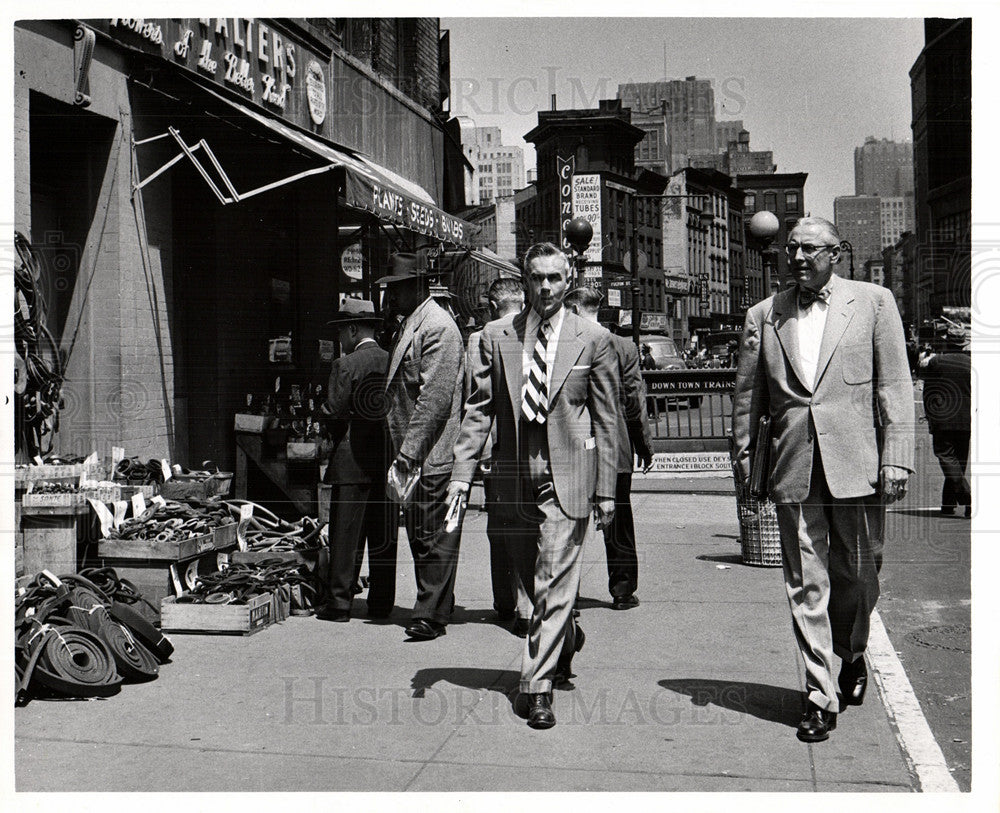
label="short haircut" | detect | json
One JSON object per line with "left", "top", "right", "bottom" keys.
{"left": 487, "top": 277, "right": 524, "bottom": 309}
{"left": 564, "top": 286, "right": 603, "bottom": 313}
{"left": 793, "top": 216, "right": 841, "bottom": 244}
{"left": 523, "top": 242, "right": 570, "bottom": 275}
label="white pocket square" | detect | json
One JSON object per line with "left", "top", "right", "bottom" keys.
{"left": 583, "top": 437, "right": 596, "bottom": 450}
{"left": 571, "top": 364, "right": 591, "bottom": 370}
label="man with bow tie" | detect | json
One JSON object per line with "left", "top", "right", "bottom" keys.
{"left": 733, "top": 217, "right": 914, "bottom": 743}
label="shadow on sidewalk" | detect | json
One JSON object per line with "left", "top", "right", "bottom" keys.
{"left": 695, "top": 553, "right": 746, "bottom": 566}
{"left": 410, "top": 667, "right": 519, "bottom": 699}
{"left": 658, "top": 678, "right": 803, "bottom": 728}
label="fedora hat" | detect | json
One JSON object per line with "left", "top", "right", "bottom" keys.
{"left": 376, "top": 252, "right": 425, "bottom": 285}
{"left": 326, "top": 298, "right": 383, "bottom": 326}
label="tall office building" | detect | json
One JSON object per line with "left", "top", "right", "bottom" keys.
{"left": 457, "top": 122, "right": 526, "bottom": 205}
{"left": 834, "top": 195, "right": 883, "bottom": 271}
{"left": 880, "top": 197, "right": 909, "bottom": 250}
{"left": 854, "top": 136, "right": 915, "bottom": 232}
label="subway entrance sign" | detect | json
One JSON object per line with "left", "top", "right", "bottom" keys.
{"left": 643, "top": 369, "right": 736, "bottom": 396}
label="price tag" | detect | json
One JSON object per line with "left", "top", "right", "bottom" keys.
{"left": 185, "top": 560, "right": 201, "bottom": 592}
{"left": 236, "top": 503, "right": 253, "bottom": 552}
{"left": 131, "top": 492, "right": 147, "bottom": 518}
{"left": 151, "top": 494, "right": 166, "bottom": 508}
{"left": 33, "top": 455, "right": 44, "bottom": 466}
{"left": 112, "top": 500, "right": 129, "bottom": 530}
{"left": 217, "top": 552, "right": 230, "bottom": 570}
{"left": 111, "top": 447, "right": 125, "bottom": 467}
{"left": 168, "top": 563, "right": 184, "bottom": 597}
{"left": 88, "top": 499, "right": 114, "bottom": 538}
{"left": 161, "top": 459, "right": 172, "bottom": 481}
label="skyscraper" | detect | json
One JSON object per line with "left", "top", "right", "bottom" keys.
{"left": 834, "top": 195, "right": 883, "bottom": 272}
{"left": 854, "top": 136, "right": 915, "bottom": 232}
{"left": 457, "top": 122, "right": 526, "bottom": 205}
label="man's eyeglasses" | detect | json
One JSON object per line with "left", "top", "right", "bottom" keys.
{"left": 785, "top": 243, "right": 838, "bottom": 258}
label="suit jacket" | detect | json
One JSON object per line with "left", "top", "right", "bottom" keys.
{"left": 921, "top": 353, "right": 971, "bottom": 434}
{"left": 385, "top": 297, "right": 464, "bottom": 475}
{"left": 323, "top": 341, "right": 390, "bottom": 485}
{"left": 464, "top": 329, "right": 496, "bottom": 461}
{"left": 452, "top": 307, "right": 618, "bottom": 519}
{"left": 732, "top": 274, "right": 914, "bottom": 503}
{"left": 611, "top": 333, "right": 654, "bottom": 474}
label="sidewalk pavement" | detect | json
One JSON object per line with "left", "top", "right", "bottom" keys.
{"left": 15, "top": 490, "right": 919, "bottom": 792}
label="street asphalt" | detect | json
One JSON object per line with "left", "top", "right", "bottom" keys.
{"left": 15, "top": 486, "right": 948, "bottom": 793}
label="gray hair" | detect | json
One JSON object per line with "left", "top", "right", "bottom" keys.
{"left": 523, "top": 242, "right": 570, "bottom": 275}
{"left": 793, "top": 216, "right": 841, "bottom": 244}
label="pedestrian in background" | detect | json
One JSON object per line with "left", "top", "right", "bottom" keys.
{"left": 733, "top": 217, "right": 913, "bottom": 743}
{"left": 920, "top": 336, "right": 972, "bottom": 517}
{"left": 465, "top": 277, "right": 532, "bottom": 635}
{"left": 380, "top": 253, "right": 465, "bottom": 641}
{"left": 449, "top": 243, "right": 619, "bottom": 729}
{"left": 565, "top": 288, "right": 653, "bottom": 610}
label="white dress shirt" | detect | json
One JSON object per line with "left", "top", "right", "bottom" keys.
{"left": 797, "top": 293, "right": 830, "bottom": 389}
{"left": 522, "top": 305, "right": 565, "bottom": 395}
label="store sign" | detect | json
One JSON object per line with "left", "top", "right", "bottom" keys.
{"left": 699, "top": 272, "right": 710, "bottom": 312}
{"left": 640, "top": 452, "right": 731, "bottom": 474}
{"left": 101, "top": 19, "right": 324, "bottom": 129}
{"left": 607, "top": 288, "right": 621, "bottom": 308}
{"left": 341, "top": 244, "right": 363, "bottom": 281}
{"left": 643, "top": 370, "right": 736, "bottom": 396}
{"left": 639, "top": 312, "right": 668, "bottom": 332}
{"left": 557, "top": 156, "right": 575, "bottom": 252}
{"left": 366, "top": 180, "right": 466, "bottom": 244}
{"left": 571, "top": 174, "right": 603, "bottom": 264}
{"left": 663, "top": 273, "right": 690, "bottom": 296}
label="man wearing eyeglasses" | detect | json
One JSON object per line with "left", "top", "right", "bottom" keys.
{"left": 732, "top": 217, "right": 913, "bottom": 743}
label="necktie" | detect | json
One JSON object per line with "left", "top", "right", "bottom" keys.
{"left": 522, "top": 320, "right": 551, "bottom": 424}
{"left": 798, "top": 286, "right": 831, "bottom": 309}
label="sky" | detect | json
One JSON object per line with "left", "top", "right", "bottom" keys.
{"left": 442, "top": 17, "right": 925, "bottom": 218}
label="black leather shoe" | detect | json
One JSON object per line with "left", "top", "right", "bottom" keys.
{"left": 838, "top": 657, "right": 868, "bottom": 706}
{"left": 315, "top": 606, "right": 350, "bottom": 622}
{"left": 797, "top": 702, "right": 837, "bottom": 742}
{"left": 965, "top": 504, "right": 972, "bottom": 519}
{"left": 405, "top": 619, "right": 446, "bottom": 641}
{"left": 612, "top": 594, "right": 640, "bottom": 611}
{"left": 526, "top": 693, "right": 556, "bottom": 729}
{"left": 940, "top": 505, "right": 956, "bottom": 516}
{"left": 511, "top": 617, "right": 530, "bottom": 638}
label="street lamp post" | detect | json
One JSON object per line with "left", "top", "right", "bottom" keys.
{"left": 564, "top": 217, "right": 593, "bottom": 288}
{"left": 749, "top": 210, "right": 780, "bottom": 295}
{"left": 839, "top": 240, "right": 855, "bottom": 280}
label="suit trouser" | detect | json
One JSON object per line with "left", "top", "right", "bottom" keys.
{"left": 405, "top": 471, "right": 462, "bottom": 625}
{"left": 508, "top": 421, "right": 586, "bottom": 695}
{"left": 775, "top": 448, "right": 884, "bottom": 713}
{"left": 603, "top": 470, "right": 638, "bottom": 598}
{"left": 326, "top": 481, "right": 397, "bottom": 615}
{"left": 484, "top": 474, "right": 533, "bottom": 620}
{"left": 931, "top": 430, "right": 971, "bottom": 509}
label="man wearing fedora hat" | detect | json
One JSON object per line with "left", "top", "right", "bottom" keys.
{"left": 317, "top": 298, "right": 396, "bottom": 623}
{"left": 380, "top": 253, "right": 466, "bottom": 641}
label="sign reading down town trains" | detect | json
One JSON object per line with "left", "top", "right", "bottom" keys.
{"left": 643, "top": 370, "right": 736, "bottom": 396}
{"left": 95, "top": 19, "right": 327, "bottom": 129}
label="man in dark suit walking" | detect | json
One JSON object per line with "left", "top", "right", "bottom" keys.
{"left": 381, "top": 253, "right": 465, "bottom": 641}
{"left": 733, "top": 217, "right": 913, "bottom": 743}
{"left": 564, "top": 287, "right": 653, "bottom": 609}
{"left": 920, "top": 337, "right": 972, "bottom": 516}
{"left": 317, "top": 298, "right": 395, "bottom": 622}
{"left": 449, "top": 242, "right": 619, "bottom": 729}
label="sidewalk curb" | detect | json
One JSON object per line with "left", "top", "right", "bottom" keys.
{"left": 868, "top": 610, "right": 961, "bottom": 792}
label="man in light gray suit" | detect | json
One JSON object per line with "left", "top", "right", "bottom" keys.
{"left": 733, "top": 217, "right": 913, "bottom": 743}
{"left": 449, "top": 242, "right": 619, "bottom": 729}
{"left": 381, "top": 253, "right": 465, "bottom": 642}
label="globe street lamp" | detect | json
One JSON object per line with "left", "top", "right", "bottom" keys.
{"left": 564, "top": 217, "right": 593, "bottom": 288}
{"left": 749, "top": 210, "right": 780, "bottom": 295}
{"left": 839, "top": 239, "right": 855, "bottom": 280}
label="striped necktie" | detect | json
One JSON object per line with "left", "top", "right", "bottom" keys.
{"left": 522, "top": 319, "right": 551, "bottom": 424}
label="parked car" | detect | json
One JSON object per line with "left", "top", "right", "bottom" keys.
{"left": 639, "top": 334, "right": 700, "bottom": 409}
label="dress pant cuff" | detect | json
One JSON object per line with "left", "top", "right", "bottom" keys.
{"left": 808, "top": 689, "right": 840, "bottom": 714}
{"left": 521, "top": 678, "right": 552, "bottom": 695}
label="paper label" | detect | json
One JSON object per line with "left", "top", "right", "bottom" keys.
{"left": 185, "top": 560, "right": 200, "bottom": 592}
{"left": 131, "top": 492, "right": 147, "bottom": 517}
{"left": 111, "top": 447, "right": 125, "bottom": 467}
{"left": 112, "top": 500, "right": 129, "bottom": 529}
{"left": 168, "top": 563, "right": 184, "bottom": 596}
{"left": 83, "top": 451, "right": 99, "bottom": 468}
{"left": 88, "top": 498, "right": 114, "bottom": 538}
{"left": 151, "top": 495, "right": 166, "bottom": 508}
{"left": 236, "top": 504, "right": 253, "bottom": 552}
{"left": 161, "top": 459, "right": 172, "bottom": 481}
{"left": 33, "top": 455, "right": 44, "bottom": 466}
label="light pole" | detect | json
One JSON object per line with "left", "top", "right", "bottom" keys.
{"left": 749, "top": 210, "right": 780, "bottom": 295}
{"left": 839, "top": 240, "right": 855, "bottom": 280}
{"left": 564, "top": 217, "right": 593, "bottom": 288}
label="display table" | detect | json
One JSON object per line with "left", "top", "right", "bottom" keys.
{"left": 234, "top": 431, "right": 318, "bottom": 516}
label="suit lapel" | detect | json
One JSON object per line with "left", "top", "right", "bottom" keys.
{"left": 548, "top": 311, "right": 585, "bottom": 405}
{"left": 813, "top": 279, "right": 855, "bottom": 389}
{"left": 385, "top": 301, "right": 428, "bottom": 385}
{"left": 499, "top": 309, "right": 528, "bottom": 414}
{"left": 772, "top": 289, "right": 813, "bottom": 392}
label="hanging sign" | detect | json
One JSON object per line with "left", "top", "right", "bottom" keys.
{"left": 571, "top": 174, "right": 603, "bottom": 264}
{"left": 557, "top": 156, "right": 576, "bottom": 252}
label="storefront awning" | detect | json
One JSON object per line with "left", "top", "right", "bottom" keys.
{"left": 133, "top": 81, "right": 475, "bottom": 248}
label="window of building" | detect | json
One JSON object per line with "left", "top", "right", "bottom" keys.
{"left": 745, "top": 193, "right": 755, "bottom": 213}
{"left": 785, "top": 191, "right": 800, "bottom": 212}
{"left": 763, "top": 192, "right": 777, "bottom": 212}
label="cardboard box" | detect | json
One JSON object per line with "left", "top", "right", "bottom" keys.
{"left": 235, "top": 413, "right": 271, "bottom": 433}
{"left": 286, "top": 441, "right": 320, "bottom": 460}
{"left": 160, "top": 591, "right": 273, "bottom": 635}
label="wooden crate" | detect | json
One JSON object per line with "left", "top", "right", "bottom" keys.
{"left": 230, "top": 548, "right": 319, "bottom": 567}
{"left": 160, "top": 591, "right": 273, "bottom": 635}
{"left": 213, "top": 523, "right": 238, "bottom": 550}
{"left": 22, "top": 491, "right": 85, "bottom": 508}
{"left": 235, "top": 413, "right": 270, "bottom": 433}
{"left": 98, "top": 531, "right": 218, "bottom": 561}
{"left": 160, "top": 473, "right": 233, "bottom": 501}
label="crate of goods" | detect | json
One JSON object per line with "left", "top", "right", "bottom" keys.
{"left": 235, "top": 413, "right": 271, "bottom": 433}
{"left": 22, "top": 490, "right": 84, "bottom": 508}
{"left": 160, "top": 472, "right": 233, "bottom": 500}
{"left": 98, "top": 530, "right": 220, "bottom": 562}
{"left": 213, "top": 522, "right": 238, "bottom": 550}
{"left": 15, "top": 463, "right": 84, "bottom": 485}
{"left": 160, "top": 591, "right": 273, "bottom": 635}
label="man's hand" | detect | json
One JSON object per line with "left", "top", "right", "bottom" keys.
{"left": 637, "top": 450, "right": 654, "bottom": 474}
{"left": 447, "top": 480, "right": 470, "bottom": 503}
{"left": 880, "top": 465, "right": 910, "bottom": 504}
{"left": 393, "top": 453, "right": 416, "bottom": 474}
{"left": 595, "top": 498, "right": 615, "bottom": 531}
